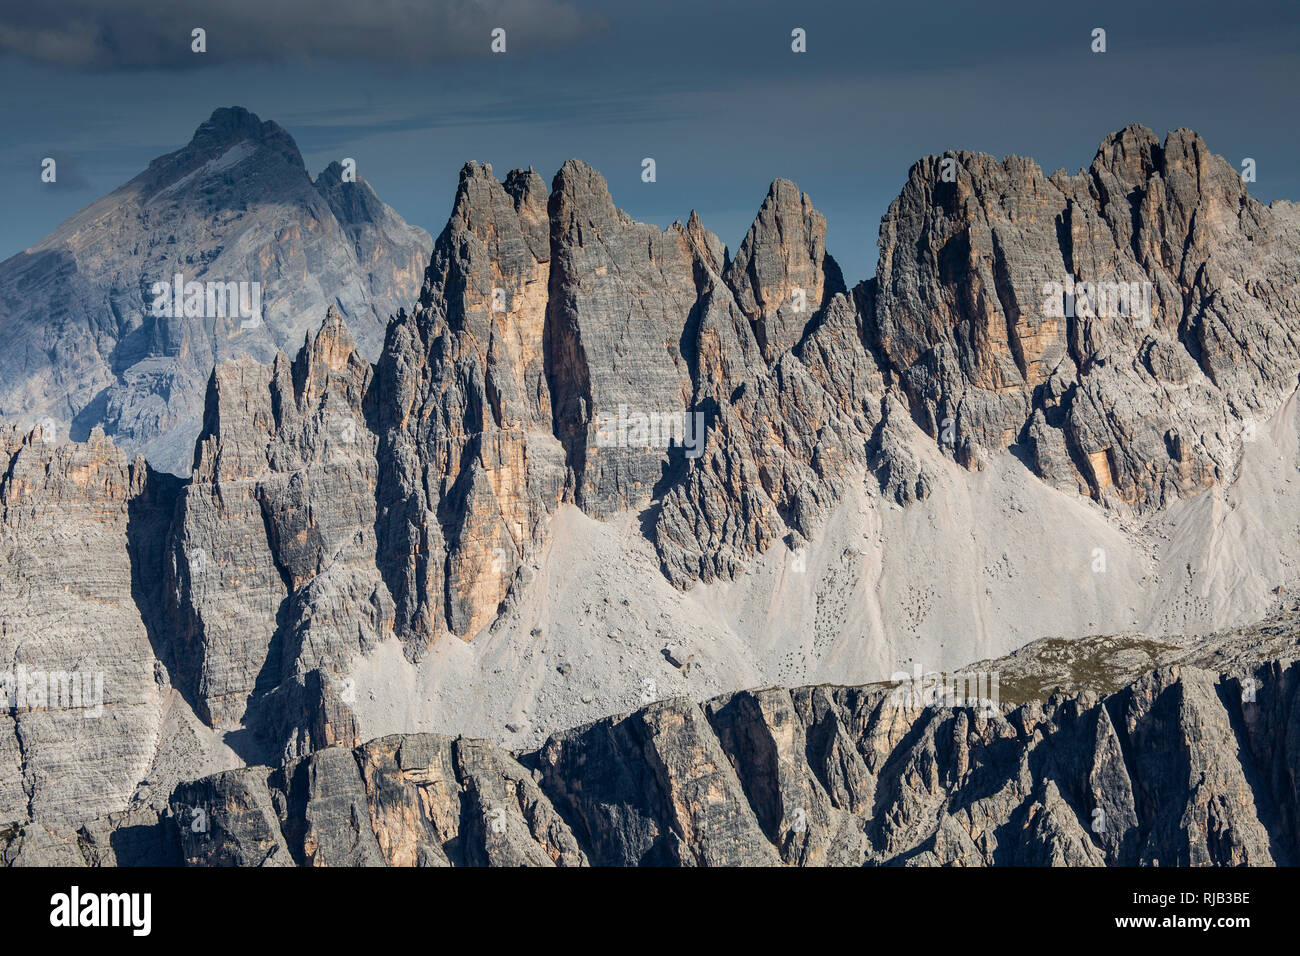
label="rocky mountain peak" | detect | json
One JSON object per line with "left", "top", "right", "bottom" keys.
{"left": 550, "top": 158, "right": 624, "bottom": 229}
{"left": 725, "top": 178, "right": 846, "bottom": 360}
{"left": 874, "top": 124, "right": 1299, "bottom": 509}
{"left": 453, "top": 159, "right": 499, "bottom": 201}
{"left": 312, "top": 162, "right": 384, "bottom": 224}
{"left": 1090, "top": 122, "right": 1163, "bottom": 185}
{"left": 294, "top": 306, "right": 365, "bottom": 390}
{"left": 194, "top": 106, "right": 299, "bottom": 153}
{"left": 141, "top": 106, "right": 306, "bottom": 195}
{"left": 681, "top": 208, "right": 727, "bottom": 275}
{"left": 0, "top": 107, "right": 431, "bottom": 476}
{"left": 447, "top": 161, "right": 550, "bottom": 235}
{"left": 502, "top": 166, "right": 548, "bottom": 210}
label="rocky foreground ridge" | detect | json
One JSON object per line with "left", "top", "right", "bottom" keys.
{"left": 1, "top": 120, "right": 1298, "bottom": 837}
{"left": 6, "top": 611, "right": 1300, "bottom": 866}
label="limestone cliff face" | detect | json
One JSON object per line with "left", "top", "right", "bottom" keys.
{"left": 368, "top": 158, "right": 887, "bottom": 640}
{"left": 163, "top": 308, "right": 389, "bottom": 758}
{"left": 11, "top": 124, "right": 1294, "bottom": 647}
{"left": 0, "top": 108, "right": 431, "bottom": 475}
{"left": 655, "top": 184, "right": 883, "bottom": 586}
{"left": 2, "top": 123, "right": 1299, "bottom": 841}
{"left": 873, "top": 124, "right": 1300, "bottom": 508}
{"left": 544, "top": 159, "right": 701, "bottom": 519}
{"left": 0, "top": 426, "right": 163, "bottom": 823}
{"left": 374, "top": 163, "right": 566, "bottom": 646}
{"left": 13, "top": 624, "right": 1300, "bottom": 866}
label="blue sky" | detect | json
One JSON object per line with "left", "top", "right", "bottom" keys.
{"left": 2, "top": 0, "right": 1298, "bottom": 283}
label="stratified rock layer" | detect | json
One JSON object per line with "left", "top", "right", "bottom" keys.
{"left": 0, "top": 426, "right": 164, "bottom": 823}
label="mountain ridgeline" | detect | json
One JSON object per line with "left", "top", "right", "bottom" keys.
{"left": 1, "top": 115, "right": 1299, "bottom": 864}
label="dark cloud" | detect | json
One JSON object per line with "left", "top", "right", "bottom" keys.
{"left": 0, "top": 0, "right": 1296, "bottom": 283}
{"left": 0, "top": 0, "right": 605, "bottom": 69}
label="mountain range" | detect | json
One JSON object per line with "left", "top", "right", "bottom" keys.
{"left": 2, "top": 108, "right": 1299, "bottom": 865}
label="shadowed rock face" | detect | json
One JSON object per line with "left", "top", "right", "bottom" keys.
{"left": 727, "top": 178, "right": 846, "bottom": 361}
{"left": 0, "top": 107, "right": 431, "bottom": 475}
{"left": 162, "top": 307, "right": 390, "bottom": 749}
{"left": 2, "top": 122, "right": 1299, "bottom": 844}
{"left": 10, "top": 631, "right": 1299, "bottom": 866}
